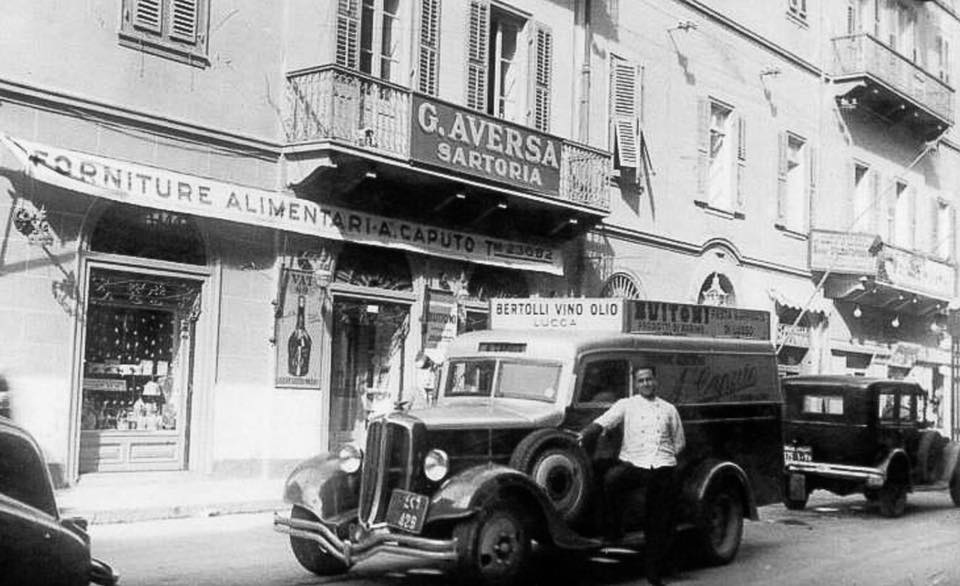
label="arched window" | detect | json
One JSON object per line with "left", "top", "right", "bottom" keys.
{"left": 334, "top": 244, "right": 412, "bottom": 291}
{"left": 698, "top": 272, "right": 736, "bottom": 306}
{"left": 601, "top": 272, "right": 642, "bottom": 299}
{"left": 89, "top": 205, "right": 205, "bottom": 265}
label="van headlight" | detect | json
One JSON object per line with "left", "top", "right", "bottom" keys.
{"left": 424, "top": 449, "right": 449, "bottom": 482}
{"left": 337, "top": 444, "right": 363, "bottom": 474}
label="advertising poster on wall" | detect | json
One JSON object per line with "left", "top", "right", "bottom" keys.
{"left": 275, "top": 268, "right": 323, "bottom": 389}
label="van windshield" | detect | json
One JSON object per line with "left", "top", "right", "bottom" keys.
{"left": 444, "top": 359, "right": 562, "bottom": 403}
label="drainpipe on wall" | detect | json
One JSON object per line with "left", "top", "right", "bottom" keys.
{"left": 578, "top": 0, "right": 592, "bottom": 144}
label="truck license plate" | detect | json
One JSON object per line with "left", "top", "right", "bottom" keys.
{"left": 385, "top": 489, "right": 429, "bottom": 534}
{"left": 783, "top": 445, "right": 812, "bottom": 463}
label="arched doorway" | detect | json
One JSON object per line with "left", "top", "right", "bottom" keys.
{"left": 328, "top": 244, "right": 414, "bottom": 447}
{"left": 80, "top": 205, "right": 207, "bottom": 473}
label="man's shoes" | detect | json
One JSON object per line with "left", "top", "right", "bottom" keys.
{"left": 646, "top": 577, "right": 666, "bottom": 586}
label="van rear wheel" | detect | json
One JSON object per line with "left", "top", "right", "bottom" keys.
{"left": 695, "top": 483, "right": 744, "bottom": 565}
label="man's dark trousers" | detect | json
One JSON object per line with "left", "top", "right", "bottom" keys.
{"left": 602, "top": 462, "right": 677, "bottom": 581}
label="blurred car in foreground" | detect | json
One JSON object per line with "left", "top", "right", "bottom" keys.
{"left": 0, "top": 416, "right": 118, "bottom": 585}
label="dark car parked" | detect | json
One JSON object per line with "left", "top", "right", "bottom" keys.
{"left": 0, "top": 417, "right": 118, "bottom": 585}
{"left": 782, "top": 375, "right": 960, "bottom": 517}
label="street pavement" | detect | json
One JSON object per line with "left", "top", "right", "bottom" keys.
{"left": 89, "top": 490, "right": 960, "bottom": 586}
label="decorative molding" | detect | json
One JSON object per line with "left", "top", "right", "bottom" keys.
{"left": 0, "top": 76, "right": 279, "bottom": 159}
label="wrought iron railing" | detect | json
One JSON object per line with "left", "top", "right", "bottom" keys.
{"left": 832, "top": 33, "right": 954, "bottom": 123}
{"left": 285, "top": 65, "right": 611, "bottom": 212}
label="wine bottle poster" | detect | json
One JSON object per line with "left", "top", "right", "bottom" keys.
{"left": 275, "top": 268, "right": 323, "bottom": 389}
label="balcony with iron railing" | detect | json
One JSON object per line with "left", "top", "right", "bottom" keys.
{"left": 284, "top": 65, "right": 611, "bottom": 213}
{"left": 831, "top": 33, "right": 954, "bottom": 133}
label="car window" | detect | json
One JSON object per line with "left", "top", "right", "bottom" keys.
{"left": 878, "top": 392, "right": 898, "bottom": 422}
{"left": 445, "top": 360, "right": 495, "bottom": 397}
{"left": 0, "top": 431, "right": 57, "bottom": 516}
{"left": 900, "top": 393, "right": 918, "bottom": 423}
{"left": 578, "top": 359, "right": 630, "bottom": 404}
{"left": 802, "top": 395, "right": 844, "bottom": 415}
{"left": 497, "top": 361, "right": 562, "bottom": 402}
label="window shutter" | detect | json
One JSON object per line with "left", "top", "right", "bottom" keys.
{"left": 168, "top": 0, "right": 198, "bottom": 44}
{"left": 132, "top": 0, "right": 163, "bottom": 34}
{"left": 696, "top": 97, "right": 709, "bottom": 196}
{"left": 776, "top": 131, "right": 787, "bottom": 221}
{"left": 466, "top": 0, "right": 490, "bottom": 112}
{"left": 908, "top": 186, "right": 917, "bottom": 249}
{"left": 612, "top": 59, "right": 639, "bottom": 169}
{"left": 418, "top": 0, "right": 441, "bottom": 95}
{"left": 887, "top": 182, "right": 897, "bottom": 243}
{"left": 950, "top": 205, "right": 956, "bottom": 260}
{"left": 846, "top": 0, "right": 858, "bottom": 34}
{"left": 736, "top": 116, "right": 746, "bottom": 209}
{"left": 929, "top": 193, "right": 940, "bottom": 254}
{"left": 336, "top": 0, "right": 361, "bottom": 70}
{"left": 531, "top": 24, "right": 553, "bottom": 132}
{"left": 806, "top": 144, "right": 816, "bottom": 230}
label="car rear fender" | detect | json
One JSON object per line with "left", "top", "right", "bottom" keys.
{"left": 282, "top": 453, "right": 360, "bottom": 520}
{"left": 683, "top": 459, "right": 758, "bottom": 520}
{"left": 426, "top": 463, "right": 597, "bottom": 549}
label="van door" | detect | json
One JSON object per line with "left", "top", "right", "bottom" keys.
{"left": 563, "top": 356, "right": 631, "bottom": 458}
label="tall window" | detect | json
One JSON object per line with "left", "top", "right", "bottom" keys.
{"left": 119, "top": 0, "right": 210, "bottom": 66}
{"left": 934, "top": 200, "right": 952, "bottom": 258}
{"left": 708, "top": 101, "right": 734, "bottom": 209}
{"left": 337, "top": 0, "right": 406, "bottom": 84}
{"left": 788, "top": 0, "right": 807, "bottom": 22}
{"left": 851, "top": 163, "right": 872, "bottom": 232}
{"left": 777, "top": 131, "right": 815, "bottom": 231}
{"left": 466, "top": 1, "right": 553, "bottom": 130}
{"left": 892, "top": 180, "right": 913, "bottom": 248}
{"left": 882, "top": 0, "right": 917, "bottom": 61}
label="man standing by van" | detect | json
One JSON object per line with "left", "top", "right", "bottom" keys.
{"left": 580, "top": 366, "right": 685, "bottom": 586}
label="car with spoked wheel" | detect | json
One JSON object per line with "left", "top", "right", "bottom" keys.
{"left": 782, "top": 375, "right": 960, "bottom": 517}
{"left": 274, "top": 298, "right": 785, "bottom": 585}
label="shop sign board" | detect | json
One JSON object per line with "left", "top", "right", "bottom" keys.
{"left": 424, "top": 291, "right": 459, "bottom": 352}
{"left": 410, "top": 95, "right": 561, "bottom": 196}
{"left": 889, "top": 342, "right": 922, "bottom": 369}
{"left": 809, "top": 230, "right": 879, "bottom": 275}
{"left": 878, "top": 247, "right": 954, "bottom": 298}
{"left": 2, "top": 137, "right": 564, "bottom": 275}
{"left": 275, "top": 269, "right": 323, "bottom": 389}
{"left": 626, "top": 301, "right": 771, "bottom": 341}
{"left": 489, "top": 298, "right": 625, "bottom": 331}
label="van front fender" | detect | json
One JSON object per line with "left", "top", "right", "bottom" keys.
{"left": 683, "top": 459, "right": 758, "bottom": 520}
{"left": 282, "top": 453, "right": 360, "bottom": 520}
{"left": 426, "top": 464, "right": 597, "bottom": 549}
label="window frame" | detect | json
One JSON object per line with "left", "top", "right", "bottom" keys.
{"left": 707, "top": 100, "right": 735, "bottom": 210}
{"left": 119, "top": 0, "right": 211, "bottom": 68}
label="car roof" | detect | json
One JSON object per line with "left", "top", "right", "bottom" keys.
{"left": 446, "top": 329, "right": 776, "bottom": 360}
{"left": 782, "top": 375, "right": 923, "bottom": 391}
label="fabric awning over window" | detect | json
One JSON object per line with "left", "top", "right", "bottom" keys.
{"left": 0, "top": 135, "right": 564, "bottom": 275}
{"left": 767, "top": 286, "right": 831, "bottom": 316}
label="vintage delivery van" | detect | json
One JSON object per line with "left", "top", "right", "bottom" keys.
{"left": 274, "top": 298, "right": 784, "bottom": 585}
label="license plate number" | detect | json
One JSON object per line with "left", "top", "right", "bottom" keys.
{"left": 784, "top": 445, "right": 812, "bottom": 463}
{"left": 385, "top": 489, "right": 429, "bottom": 534}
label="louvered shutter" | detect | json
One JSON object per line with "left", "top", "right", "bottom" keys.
{"left": 132, "top": 0, "right": 163, "bottom": 34}
{"left": 612, "top": 59, "right": 639, "bottom": 169}
{"left": 805, "top": 144, "right": 816, "bottom": 230}
{"left": 908, "top": 186, "right": 917, "bottom": 249}
{"left": 776, "top": 132, "right": 787, "bottom": 221}
{"left": 696, "top": 98, "right": 709, "bottom": 196}
{"left": 870, "top": 169, "right": 881, "bottom": 234}
{"left": 531, "top": 24, "right": 553, "bottom": 132}
{"left": 336, "top": 0, "right": 361, "bottom": 70}
{"left": 466, "top": 0, "right": 490, "bottom": 112}
{"left": 418, "top": 0, "right": 441, "bottom": 95}
{"left": 736, "top": 116, "right": 746, "bottom": 209}
{"left": 168, "top": 0, "right": 198, "bottom": 44}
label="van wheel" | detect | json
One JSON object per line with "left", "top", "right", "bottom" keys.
{"left": 509, "top": 430, "right": 592, "bottom": 524}
{"left": 453, "top": 498, "right": 530, "bottom": 586}
{"left": 289, "top": 507, "right": 347, "bottom": 576}
{"left": 878, "top": 484, "right": 907, "bottom": 518}
{"left": 695, "top": 483, "right": 744, "bottom": 565}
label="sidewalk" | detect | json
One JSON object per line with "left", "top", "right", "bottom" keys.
{"left": 56, "top": 472, "right": 287, "bottom": 525}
